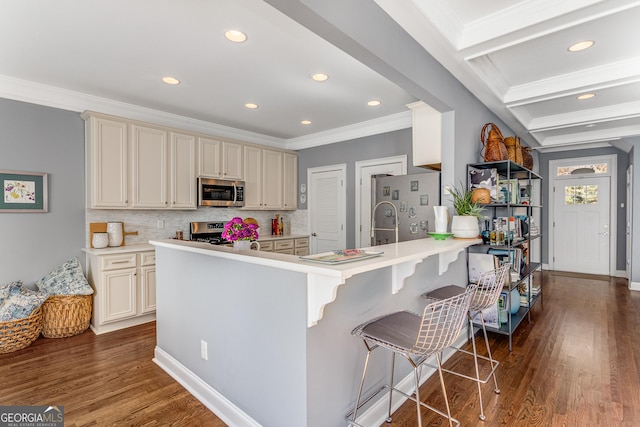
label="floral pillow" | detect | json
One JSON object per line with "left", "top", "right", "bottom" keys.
{"left": 0, "top": 282, "right": 48, "bottom": 321}
{"left": 35, "top": 257, "right": 94, "bottom": 296}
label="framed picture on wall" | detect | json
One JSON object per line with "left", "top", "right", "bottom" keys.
{"left": 1, "top": 170, "right": 48, "bottom": 213}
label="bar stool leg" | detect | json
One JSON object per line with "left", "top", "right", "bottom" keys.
{"left": 435, "top": 353, "right": 454, "bottom": 427}
{"left": 412, "top": 361, "right": 423, "bottom": 427}
{"left": 479, "top": 312, "right": 500, "bottom": 394}
{"left": 387, "top": 352, "right": 395, "bottom": 423}
{"left": 352, "top": 341, "right": 373, "bottom": 423}
{"left": 470, "top": 317, "right": 486, "bottom": 421}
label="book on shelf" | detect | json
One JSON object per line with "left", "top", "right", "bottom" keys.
{"left": 473, "top": 303, "right": 501, "bottom": 329}
{"left": 469, "top": 167, "right": 498, "bottom": 201}
{"left": 468, "top": 253, "right": 500, "bottom": 284}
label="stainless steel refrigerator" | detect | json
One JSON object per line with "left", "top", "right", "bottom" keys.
{"left": 371, "top": 172, "right": 441, "bottom": 245}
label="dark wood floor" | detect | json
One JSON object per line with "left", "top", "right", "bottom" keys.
{"left": 1, "top": 271, "right": 638, "bottom": 426}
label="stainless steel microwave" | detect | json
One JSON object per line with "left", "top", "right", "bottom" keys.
{"left": 198, "top": 177, "right": 245, "bottom": 207}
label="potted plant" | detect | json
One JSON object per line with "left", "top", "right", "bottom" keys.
{"left": 449, "top": 183, "right": 483, "bottom": 238}
{"left": 222, "top": 217, "right": 260, "bottom": 250}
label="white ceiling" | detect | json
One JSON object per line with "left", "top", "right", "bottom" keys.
{"left": 375, "top": 0, "right": 640, "bottom": 152}
{"left": 1, "top": 0, "right": 639, "bottom": 152}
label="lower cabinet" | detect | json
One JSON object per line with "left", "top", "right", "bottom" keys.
{"left": 258, "top": 237, "right": 309, "bottom": 256}
{"left": 85, "top": 248, "right": 156, "bottom": 334}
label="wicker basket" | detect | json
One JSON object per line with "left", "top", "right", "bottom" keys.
{"left": 0, "top": 307, "right": 43, "bottom": 353}
{"left": 41, "top": 294, "right": 92, "bottom": 338}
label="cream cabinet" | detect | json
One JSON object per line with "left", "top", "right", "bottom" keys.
{"left": 283, "top": 152, "right": 298, "bottom": 209}
{"left": 199, "top": 138, "right": 243, "bottom": 180}
{"left": 84, "top": 115, "right": 129, "bottom": 208}
{"left": 130, "top": 124, "right": 168, "bottom": 208}
{"left": 83, "top": 112, "right": 196, "bottom": 210}
{"left": 262, "top": 148, "right": 283, "bottom": 209}
{"left": 242, "top": 145, "right": 297, "bottom": 210}
{"left": 85, "top": 248, "right": 156, "bottom": 334}
{"left": 169, "top": 132, "right": 197, "bottom": 209}
{"left": 222, "top": 141, "right": 244, "bottom": 179}
{"left": 243, "top": 145, "right": 263, "bottom": 208}
{"left": 258, "top": 237, "right": 309, "bottom": 255}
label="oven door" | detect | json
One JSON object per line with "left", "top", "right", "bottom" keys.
{"left": 198, "top": 178, "right": 245, "bottom": 207}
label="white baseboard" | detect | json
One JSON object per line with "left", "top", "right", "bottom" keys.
{"left": 153, "top": 346, "right": 261, "bottom": 427}
{"left": 614, "top": 270, "right": 627, "bottom": 278}
{"left": 630, "top": 281, "right": 640, "bottom": 291}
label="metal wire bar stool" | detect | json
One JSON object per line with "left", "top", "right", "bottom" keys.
{"left": 421, "top": 264, "right": 510, "bottom": 421}
{"left": 347, "top": 284, "right": 476, "bottom": 427}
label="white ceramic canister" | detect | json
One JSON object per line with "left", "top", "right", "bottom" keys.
{"left": 106, "top": 222, "right": 124, "bottom": 247}
{"left": 92, "top": 232, "right": 109, "bottom": 249}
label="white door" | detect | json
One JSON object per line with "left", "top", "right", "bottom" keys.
{"left": 553, "top": 176, "right": 610, "bottom": 274}
{"left": 627, "top": 165, "right": 633, "bottom": 281}
{"left": 308, "top": 165, "right": 346, "bottom": 254}
{"left": 355, "top": 156, "right": 407, "bottom": 247}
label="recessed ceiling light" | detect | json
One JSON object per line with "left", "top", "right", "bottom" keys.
{"left": 311, "top": 73, "right": 329, "bottom": 82}
{"left": 367, "top": 100, "right": 381, "bottom": 107}
{"left": 224, "top": 29, "right": 247, "bottom": 43}
{"left": 577, "top": 93, "right": 596, "bottom": 100}
{"left": 568, "top": 40, "right": 594, "bottom": 52}
{"left": 244, "top": 103, "right": 258, "bottom": 109}
{"left": 301, "top": 120, "right": 312, "bottom": 125}
{"left": 161, "top": 76, "right": 180, "bottom": 85}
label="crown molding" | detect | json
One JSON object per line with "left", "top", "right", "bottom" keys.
{"left": 0, "top": 74, "right": 410, "bottom": 150}
{"left": 284, "top": 111, "right": 412, "bottom": 150}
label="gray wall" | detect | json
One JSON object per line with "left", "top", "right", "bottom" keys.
{"left": 539, "top": 147, "right": 629, "bottom": 270}
{"left": 0, "top": 98, "right": 85, "bottom": 285}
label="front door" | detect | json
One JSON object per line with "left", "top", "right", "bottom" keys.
{"left": 553, "top": 175, "right": 610, "bottom": 275}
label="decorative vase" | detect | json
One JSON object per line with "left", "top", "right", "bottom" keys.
{"left": 450, "top": 215, "right": 479, "bottom": 238}
{"left": 510, "top": 288, "right": 520, "bottom": 314}
{"left": 92, "top": 232, "right": 109, "bottom": 249}
{"left": 233, "top": 240, "right": 260, "bottom": 251}
{"left": 106, "top": 222, "right": 123, "bottom": 247}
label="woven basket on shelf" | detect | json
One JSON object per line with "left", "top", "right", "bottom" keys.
{"left": 0, "top": 307, "right": 43, "bottom": 353}
{"left": 41, "top": 294, "right": 92, "bottom": 338}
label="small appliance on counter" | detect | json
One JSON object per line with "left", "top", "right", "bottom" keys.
{"left": 189, "top": 221, "right": 231, "bottom": 245}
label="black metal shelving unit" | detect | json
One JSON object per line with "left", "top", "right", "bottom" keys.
{"left": 467, "top": 160, "right": 543, "bottom": 351}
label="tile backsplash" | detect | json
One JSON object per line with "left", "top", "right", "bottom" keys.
{"left": 86, "top": 208, "right": 308, "bottom": 247}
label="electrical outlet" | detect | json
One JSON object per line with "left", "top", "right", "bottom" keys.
{"left": 200, "top": 340, "right": 208, "bottom": 360}
{"left": 157, "top": 219, "right": 164, "bottom": 229}
{"left": 443, "top": 185, "right": 452, "bottom": 195}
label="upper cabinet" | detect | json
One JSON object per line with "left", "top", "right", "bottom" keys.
{"left": 242, "top": 146, "right": 297, "bottom": 211}
{"left": 83, "top": 112, "right": 197, "bottom": 210}
{"left": 83, "top": 111, "right": 296, "bottom": 211}
{"left": 198, "top": 138, "right": 243, "bottom": 180}
{"left": 283, "top": 152, "right": 298, "bottom": 210}
{"left": 84, "top": 115, "right": 129, "bottom": 208}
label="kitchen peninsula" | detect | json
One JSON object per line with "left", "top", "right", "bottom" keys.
{"left": 151, "top": 237, "right": 479, "bottom": 427}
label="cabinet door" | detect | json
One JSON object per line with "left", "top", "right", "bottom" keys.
{"left": 222, "top": 141, "right": 243, "bottom": 179}
{"left": 198, "top": 137, "right": 221, "bottom": 178}
{"left": 283, "top": 152, "right": 298, "bottom": 210}
{"left": 131, "top": 124, "right": 168, "bottom": 208}
{"left": 170, "top": 132, "right": 197, "bottom": 209}
{"left": 262, "top": 149, "right": 283, "bottom": 209}
{"left": 102, "top": 268, "right": 137, "bottom": 323}
{"left": 243, "top": 145, "right": 262, "bottom": 208}
{"left": 89, "top": 116, "right": 129, "bottom": 208}
{"left": 140, "top": 265, "right": 156, "bottom": 314}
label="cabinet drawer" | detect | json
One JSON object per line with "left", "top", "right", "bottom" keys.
{"left": 276, "top": 248, "right": 295, "bottom": 255}
{"left": 101, "top": 254, "right": 137, "bottom": 271}
{"left": 259, "top": 241, "right": 274, "bottom": 251}
{"left": 274, "top": 239, "right": 294, "bottom": 251}
{"left": 294, "top": 238, "right": 309, "bottom": 248}
{"left": 295, "top": 247, "right": 309, "bottom": 256}
{"left": 140, "top": 251, "right": 156, "bottom": 266}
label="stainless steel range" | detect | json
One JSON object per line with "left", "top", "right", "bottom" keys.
{"left": 189, "top": 221, "right": 230, "bottom": 245}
